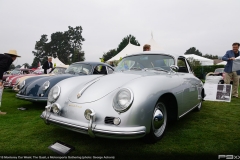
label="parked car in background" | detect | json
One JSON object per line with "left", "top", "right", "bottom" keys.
{"left": 2, "top": 68, "right": 33, "bottom": 81}
{"left": 12, "top": 66, "right": 68, "bottom": 92}
{"left": 17, "top": 62, "right": 114, "bottom": 103}
{"left": 41, "top": 52, "right": 204, "bottom": 143}
{"left": 4, "top": 69, "right": 34, "bottom": 88}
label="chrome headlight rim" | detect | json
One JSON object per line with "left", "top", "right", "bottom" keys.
{"left": 48, "top": 85, "right": 61, "bottom": 103}
{"left": 42, "top": 81, "right": 50, "bottom": 91}
{"left": 113, "top": 88, "right": 134, "bottom": 113}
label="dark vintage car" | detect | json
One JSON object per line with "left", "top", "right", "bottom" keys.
{"left": 16, "top": 62, "right": 114, "bottom": 103}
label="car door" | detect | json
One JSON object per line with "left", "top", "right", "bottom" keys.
{"left": 177, "top": 57, "right": 199, "bottom": 114}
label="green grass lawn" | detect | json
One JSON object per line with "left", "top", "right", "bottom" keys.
{"left": 0, "top": 89, "right": 240, "bottom": 159}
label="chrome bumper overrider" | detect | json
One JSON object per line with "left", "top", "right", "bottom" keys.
{"left": 16, "top": 94, "right": 47, "bottom": 102}
{"left": 41, "top": 110, "right": 146, "bottom": 139}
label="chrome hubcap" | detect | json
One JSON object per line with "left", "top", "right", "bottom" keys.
{"left": 153, "top": 109, "right": 163, "bottom": 129}
{"left": 152, "top": 103, "right": 167, "bottom": 137}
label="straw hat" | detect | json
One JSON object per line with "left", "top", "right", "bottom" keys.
{"left": 4, "top": 50, "right": 21, "bottom": 57}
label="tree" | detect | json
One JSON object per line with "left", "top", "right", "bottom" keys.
{"left": 9, "top": 64, "right": 15, "bottom": 70}
{"left": 67, "top": 26, "right": 85, "bottom": 63}
{"left": 32, "top": 26, "right": 85, "bottom": 65}
{"left": 101, "top": 34, "right": 140, "bottom": 61}
{"left": 22, "top": 63, "right": 30, "bottom": 69}
{"left": 15, "top": 65, "right": 21, "bottom": 68}
{"left": 102, "top": 49, "right": 117, "bottom": 62}
{"left": 184, "top": 47, "right": 202, "bottom": 56}
{"left": 31, "top": 57, "right": 41, "bottom": 68}
{"left": 32, "top": 34, "right": 50, "bottom": 65}
{"left": 116, "top": 34, "right": 140, "bottom": 53}
{"left": 202, "top": 54, "right": 218, "bottom": 59}
{"left": 187, "top": 57, "right": 201, "bottom": 67}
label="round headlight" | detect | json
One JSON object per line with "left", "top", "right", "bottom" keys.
{"left": 19, "top": 80, "right": 25, "bottom": 90}
{"left": 84, "top": 109, "right": 93, "bottom": 120}
{"left": 113, "top": 88, "right": 133, "bottom": 113}
{"left": 43, "top": 81, "right": 50, "bottom": 91}
{"left": 52, "top": 103, "right": 61, "bottom": 114}
{"left": 48, "top": 85, "right": 61, "bottom": 103}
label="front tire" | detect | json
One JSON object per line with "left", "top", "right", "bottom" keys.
{"left": 144, "top": 101, "right": 168, "bottom": 143}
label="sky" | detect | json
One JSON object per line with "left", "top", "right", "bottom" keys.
{"left": 0, "top": 0, "right": 240, "bottom": 66}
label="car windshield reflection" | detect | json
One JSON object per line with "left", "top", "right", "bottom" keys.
{"left": 65, "top": 64, "right": 92, "bottom": 75}
{"left": 115, "top": 54, "right": 175, "bottom": 72}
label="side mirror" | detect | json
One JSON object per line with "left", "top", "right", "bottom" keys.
{"left": 170, "top": 65, "right": 179, "bottom": 72}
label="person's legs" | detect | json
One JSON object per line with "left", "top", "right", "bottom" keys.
{"left": 232, "top": 71, "right": 239, "bottom": 97}
{"left": 224, "top": 72, "right": 232, "bottom": 84}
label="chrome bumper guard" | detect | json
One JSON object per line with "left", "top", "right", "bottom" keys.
{"left": 16, "top": 94, "right": 47, "bottom": 102}
{"left": 41, "top": 110, "right": 146, "bottom": 139}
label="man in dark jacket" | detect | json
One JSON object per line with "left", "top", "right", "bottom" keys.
{"left": 0, "top": 50, "right": 21, "bottom": 114}
{"left": 42, "top": 57, "right": 53, "bottom": 74}
{"left": 0, "top": 50, "right": 21, "bottom": 84}
{"left": 222, "top": 42, "right": 240, "bottom": 98}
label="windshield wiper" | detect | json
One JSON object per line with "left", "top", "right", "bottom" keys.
{"left": 145, "top": 67, "right": 169, "bottom": 73}
{"left": 130, "top": 67, "right": 142, "bottom": 70}
{"left": 77, "top": 71, "right": 87, "bottom": 75}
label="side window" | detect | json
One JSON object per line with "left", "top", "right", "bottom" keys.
{"left": 177, "top": 58, "right": 189, "bottom": 73}
{"left": 107, "top": 67, "right": 114, "bottom": 74}
{"left": 93, "top": 65, "right": 107, "bottom": 75}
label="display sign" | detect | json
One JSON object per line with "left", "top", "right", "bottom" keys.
{"left": 48, "top": 141, "right": 75, "bottom": 155}
{"left": 204, "top": 83, "right": 232, "bottom": 102}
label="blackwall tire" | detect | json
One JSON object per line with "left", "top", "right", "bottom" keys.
{"left": 144, "top": 101, "right": 168, "bottom": 143}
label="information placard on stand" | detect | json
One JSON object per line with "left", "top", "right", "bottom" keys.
{"left": 204, "top": 83, "right": 232, "bottom": 102}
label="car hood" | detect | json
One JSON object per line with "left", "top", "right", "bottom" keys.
{"left": 68, "top": 71, "right": 162, "bottom": 103}
{"left": 68, "top": 72, "right": 143, "bottom": 103}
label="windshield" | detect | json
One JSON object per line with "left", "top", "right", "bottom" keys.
{"left": 65, "top": 63, "right": 92, "bottom": 75}
{"left": 214, "top": 68, "right": 224, "bottom": 73}
{"left": 50, "top": 67, "right": 67, "bottom": 74}
{"left": 115, "top": 54, "right": 175, "bottom": 72}
{"left": 11, "top": 69, "right": 20, "bottom": 75}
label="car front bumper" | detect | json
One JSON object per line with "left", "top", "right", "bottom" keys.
{"left": 40, "top": 110, "right": 146, "bottom": 139}
{"left": 16, "top": 94, "right": 47, "bottom": 102}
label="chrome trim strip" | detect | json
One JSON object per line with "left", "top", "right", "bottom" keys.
{"left": 179, "top": 103, "right": 200, "bottom": 118}
{"left": 16, "top": 94, "right": 47, "bottom": 102}
{"left": 77, "top": 78, "right": 100, "bottom": 98}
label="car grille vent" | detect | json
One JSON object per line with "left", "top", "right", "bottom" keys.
{"left": 104, "top": 117, "right": 114, "bottom": 124}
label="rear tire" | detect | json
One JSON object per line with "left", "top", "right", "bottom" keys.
{"left": 144, "top": 101, "right": 168, "bottom": 143}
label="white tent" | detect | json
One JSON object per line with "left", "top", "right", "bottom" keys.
{"left": 216, "top": 61, "right": 227, "bottom": 65}
{"left": 52, "top": 57, "right": 69, "bottom": 68}
{"left": 145, "top": 38, "right": 163, "bottom": 51}
{"left": 107, "top": 43, "right": 142, "bottom": 61}
{"left": 184, "top": 54, "right": 214, "bottom": 66}
{"left": 107, "top": 37, "right": 163, "bottom": 62}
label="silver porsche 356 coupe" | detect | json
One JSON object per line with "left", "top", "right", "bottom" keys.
{"left": 41, "top": 52, "right": 204, "bottom": 143}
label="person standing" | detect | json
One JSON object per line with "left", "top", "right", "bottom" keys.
{"left": 143, "top": 44, "right": 151, "bottom": 51}
{"left": 0, "top": 50, "right": 21, "bottom": 114}
{"left": 222, "top": 42, "right": 240, "bottom": 98}
{"left": 42, "top": 56, "right": 53, "bottom": 74}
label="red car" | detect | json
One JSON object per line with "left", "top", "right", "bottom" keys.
{"left": 4, "top": 69, "right": 34, "bottom": 88}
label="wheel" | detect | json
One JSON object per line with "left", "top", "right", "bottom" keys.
{"left": 144, "top": 101, "right": 168, "bottom": 143}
